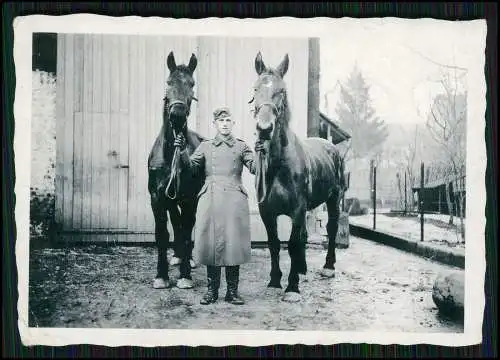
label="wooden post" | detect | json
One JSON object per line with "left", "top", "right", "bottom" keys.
{"left": 307, "top": 37, "right": 320, "bottom": 138}
{"left": 404, "top": 171, "right": 407, "bottom": 215}
{"left": 420, "top": 162, "right": 424, "bottom": 242}
{"left": 438, "top": 186, "right": 442, "bottom": 213}
{"left": 304, "top": 37, "right": 320, "bottom": 236}
{"left": 374, "top": 165, "right": 377, "bottom": 229}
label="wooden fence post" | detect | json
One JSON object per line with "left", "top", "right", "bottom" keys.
{"left": 404, "top": 171, "right": 407, "bottom": 215}
{"left": 420, "top": 162, "right": 424, "bottom": 242}
{"left": 373, "top": 164, "right": 377, "bottom": 230}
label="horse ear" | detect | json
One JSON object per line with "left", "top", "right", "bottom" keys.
{"left": 255, "top": 51, "right": 266, "bottom": 75}
{"left": 277, "top": 54, "right": 289, "bottom": 78}
{"left": 188, "top": 53, "right": 197, "bottom": 74}
{"left": 167, "top": 51, "right": 177, "bottom": 73}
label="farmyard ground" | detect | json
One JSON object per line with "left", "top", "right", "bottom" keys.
{"left": 28, "top": 236, "right": 463, "bottom": 332}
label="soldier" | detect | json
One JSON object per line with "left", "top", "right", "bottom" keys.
{"left": 173, "top": 106, "right": 265, "bottom": 305}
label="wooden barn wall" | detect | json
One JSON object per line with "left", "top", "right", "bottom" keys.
{"left": 56, "top": 34, "right": 310, "bottom": 239}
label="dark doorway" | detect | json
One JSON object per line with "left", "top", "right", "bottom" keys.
{"left": 33, "top": 33, "right": 57, "bottom": 74}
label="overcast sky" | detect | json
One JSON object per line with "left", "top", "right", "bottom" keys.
{"left": 318, "top": 19, "right": 481, "bottom": 125}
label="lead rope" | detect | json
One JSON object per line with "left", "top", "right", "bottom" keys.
{"left": 255, "top": 149, "right": 268, "bottom": 204}
{"left": 165, "top": 128, "right": 181, "bottom": 200}
{"left": 254, "top": 96, "right": 284, "bottom": 204}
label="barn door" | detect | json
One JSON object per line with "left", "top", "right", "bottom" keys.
{"left": 67, "top": 34, "right": 131, "bottom": 231}
{"left": 72, "top": 112, "right": 130, "bottom": 230}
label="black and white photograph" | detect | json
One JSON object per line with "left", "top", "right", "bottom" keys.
{"left": 15, "top": 15, "right": 486, "bottom": 347}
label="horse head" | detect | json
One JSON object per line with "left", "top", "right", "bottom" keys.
{"left": 250, "top": 52, "right": 289, "bottom": 142}
{"left": 163, "top": 51, "right": 198, "bottom": 133}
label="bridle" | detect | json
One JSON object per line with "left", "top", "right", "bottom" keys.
{"left": 250, "top": 84, "right": 286, "bottom": 204}
{"left": 163, "top": 96, "right": 198, "bottom": 118}
{"left": 249, "top": 88, "right": 285, "bottom": 119}
{"left": 163, "top": 91, "right": 198, "bottom": 200}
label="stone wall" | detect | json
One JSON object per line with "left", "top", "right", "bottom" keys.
{"left": 30, "top": 70, "right": 57, "bottom": 238}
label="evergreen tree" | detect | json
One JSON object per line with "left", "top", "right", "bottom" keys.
{"left": 335, "top": 65, "right": 389, "bottom": 160}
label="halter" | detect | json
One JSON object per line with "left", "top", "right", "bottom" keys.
{"left": 251, "top": 89, "right": 285, "bottom": 119}
{"left": 252, "top": 90, "right": 286, "bottom": 204}
{"left": 163, "top": 96, "right": 198, "bottom": 119}
{"left": 163, "top": 93, "right": 197, "bottom": 200}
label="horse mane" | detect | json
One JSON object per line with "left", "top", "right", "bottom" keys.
{"left": 279, "top": 89, "right": 292, "bottom": 129}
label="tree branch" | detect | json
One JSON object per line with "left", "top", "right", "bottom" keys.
{"left": 404, "top": 44, "right": 469, "bottom": 72}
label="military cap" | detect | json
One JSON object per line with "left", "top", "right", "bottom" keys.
{"left": 213, "top": 106, "right": 232, "bottom": 120}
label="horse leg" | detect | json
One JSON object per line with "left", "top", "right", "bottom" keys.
{"left": 260, "top": 211, "right": 282, "bottom": 289}
{"left": 282, "top": 210, "right": 307, "bottom": 302}
{"left": 168, "top": 205, "right": 183, "bottom": 266}
{"left": 176, "top": 201, "right": 195, "bottom": 289}
{"left": 151, "top": 197, "right": 173, "bottom": 289}
{"left": 320, "top": 190, "right": 340, "bottom": 278}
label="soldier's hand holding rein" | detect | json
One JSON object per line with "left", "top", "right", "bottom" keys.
{"left": 174, "top": 134, "right": 186, "bottom": 149}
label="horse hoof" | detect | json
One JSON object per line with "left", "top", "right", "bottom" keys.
{"left": 190, "top": 260, "right": 197, "bottom": 269}
{"left": 176, "top": 278, "right": 194, "bottom": 289}
{"left": 267, "top": 282, "right": 282, "bottom": 289}
{"left": 265, "top": 286, "right": 282, "bottom": 296}
{"left": 169, "top": 257, "right": 181, "bottom": 266}
{"left": 153, "top": 278, "right": 170, "bottom": 289}
{"left": 282, "top": 292, "right": 301, "bottom": 303}
{"left": 319, "top": 268, "right": 336, "bottom": 278}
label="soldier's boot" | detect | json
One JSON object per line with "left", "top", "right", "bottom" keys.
{"left": 225, "top": 266, "right": 245, "bottom": 305}
{"left": 200, "top": 266, "right": 221, "bottom": 305}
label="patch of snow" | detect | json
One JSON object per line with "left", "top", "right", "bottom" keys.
{"left": 349, "top": 213, "right": 465, "bottom": 249}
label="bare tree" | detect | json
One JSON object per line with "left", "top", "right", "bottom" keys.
{"left": 396, "top": 172, "right": 404, "bottom": 212}
{"left": 390, "top": 124, "right": 421, "bottom": 213}
{"left": 404, "top": 124, "right": 420, "bottom": 212}
{"left": 426, "top": 68, "right": 467, "bottom": 242}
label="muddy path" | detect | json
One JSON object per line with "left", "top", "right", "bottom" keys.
{"left": 28, "top": 237, "right": 463, "bottom": 332}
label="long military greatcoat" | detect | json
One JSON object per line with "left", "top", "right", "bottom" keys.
{"left": 181, "top": 133, "right": 257, "bottom": 266}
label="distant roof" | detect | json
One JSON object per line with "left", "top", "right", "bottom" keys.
{"left": 319, "top": 112, "right": 351, "bottom": 145}
{"left": 412, "top": 174, "right": 466, "bottom": 191}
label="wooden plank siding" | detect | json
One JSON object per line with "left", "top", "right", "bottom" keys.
{"left": 55, "top": 34, "right": 315, "bottom": 242}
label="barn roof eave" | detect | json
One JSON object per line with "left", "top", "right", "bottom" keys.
{"left": 319, "top": 112, "right": 351, "bottom": 144}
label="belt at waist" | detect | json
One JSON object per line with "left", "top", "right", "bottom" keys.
{"left": 203, "top": 176, "right": 245, "bottom": 191}
{"left": 205, "top": 175, "right": 241, "bottom": 183}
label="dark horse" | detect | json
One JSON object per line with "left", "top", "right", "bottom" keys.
{"left": 250, "top": 52, "right": 347, "bottom": 302}
{"left": 148, "top": 51, "right": 205, "bottom": 290}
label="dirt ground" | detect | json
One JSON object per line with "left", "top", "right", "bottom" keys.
{"left": 28, "top": 237, "right": 464, "bottom": 332}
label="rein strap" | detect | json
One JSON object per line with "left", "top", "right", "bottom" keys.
{"left": 165, "top": 127, "right": 184, "bottom": 200}
{"left": 255, "top": 150, "right": 268, "bottom": 204}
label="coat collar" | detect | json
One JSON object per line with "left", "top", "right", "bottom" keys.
{"left": 213, "top": 133, "right": 236, "bottom": 147}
